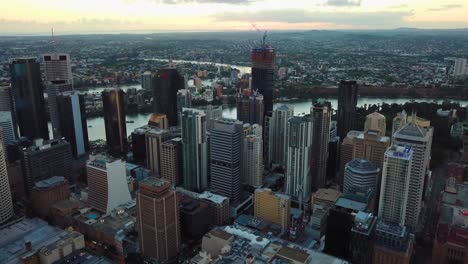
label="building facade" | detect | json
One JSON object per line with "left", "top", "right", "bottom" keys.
{"left": 243, "top": 134, "right": 263, "bottom": 187}
{"left": 310, "top": 103, "right": 331, "bottom": 190}
{"left": 364, "top": 112, "right": 386, "bottom": 136}
{"left": 152, "top": 68, "right": 184, "bottom": 126}
{"left": 251, "top": 44, "right": 275, "bottom": 115}
{"left": 0, "top": 130, "right": 13, "bottom": 224}
{"left": 269, "top": 105, "right": 294, "bottom": 167}
{"left": 102, "top": 89, "right": 127, "bottom": 157}
{"left": 337, "top": 80, "right": 358, "bottom": 141}
{"left": 161, "top": 138, "right": 183, "bottom": 185}
{"left": 343, "top": 159, "right": 380, "bottom": 195}
{"left": 254, "top": 188, "right": 291, "bottom": 232}
{"left": 236, "top": 90, "right": 264, "bottom": 126}
{"left": 145, "top": 128, "right": 170, "bottom": 175}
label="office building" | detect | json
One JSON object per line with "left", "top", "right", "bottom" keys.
{"left": 243, "top": 134, "right": 263, "bottom": 187}
{"left": 392, "top": 110, "right": 407, "bottom": 136}
{"left": 0, "top": 86, "right": 17, "bottom": 141}
{"left": 350, "top": 212, "right": 378, "bottom": 264}
{"left": 373, "top": 220, "right": 414, "bottom": 264}
{"left": 343, "top": 159, "right": 380, "bottom": 195}
{"left": 87, "top": 155, "right": 132, "bottom": 214}
{"left": 269, "top": 105, "right": 294, "bottom": 167}
{"left": 337, "top": 80, "right": 358, "bottom": 140}
{"left": 137, "top": 177, "right": 180, "bottom": 262}
{"left": 181, "top": 108, "right": 207, "bottom": 191}
{"left": 392, "top": 119, "right": 433, "bottom": 228}
{"left": 327, "top": 136, "right": 340, "bottom": 182}
{"left": 145, "top": 128, "right": 170, "bottom": 175}
{"left": 21, "top": 139, "right": 73, "bottom": 194}
{"left": 56, "top": 91, "right": 89, "bottom": 158}
{"left": 178, "top": 193, "right": 212, "bottom": 241}
{"left": 131, "top": 126, "right": 150, "bottom": 163}
{"left": 148, "top": 113, "right": 168, "bottom": 129}
{"left": 177, "top": 188, "right": 230, "bottom": 226}
{"left": 161, "top": 138, "right": 183, "bottom": 185}
{"left": 251, "top": 41, "right": 275, "bottom": 115}
{"left": 42, "top": 53, "right": 73, "bottom": 138}
{"left": 364, "top": 112, "right": 386, "bottom": 136}
{"left": 10, "top": 58, "right": 49, "bottom": 140}
{"left": 210, "top": 119, "right": 243, "bottom": 202}
{"left": 102, "top": 88, "right": 127, "bottom": 157}
{"left": 453, "top": 58, "right": 467, "bottom": 76}
{"left": 177, "top": 89, "right": 192, "bottom": 113}
{"left": 0, "top": 112, "right": 16, "bottom": 146}
{"left": 236, "top": 90, "right": 264, "bottom": 126}
{"left": 152, "top": 68, "right": 184, "bottom": 126}
{"left": 141, "top": 71, "right": 152, "bottom": 90}
{"left": 286, "top": 116, "right": 312, "bottom": 204}
{"left": 31, "top": 176, "right": 70, "bottom": 220}
{"left": 197, "top": 104, "right": 223, "bottom": 132}
{"left": 339, "top": 130, "right": 390, "bottom": 183}
{"left": 378, "top": 146, "right": 412, "bottom": 226}
{"left": 254, "top": 188, "right": 290, "bottom": 232}
{"left": 0, "top": 130, "right": 13, "bottom": 225}
{"left": 310, "top": 103, "right": 331, "bottom": 190}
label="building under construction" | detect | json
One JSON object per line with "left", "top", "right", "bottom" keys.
{"left": 251, "top": 32, "right": 275, "bottom": 116}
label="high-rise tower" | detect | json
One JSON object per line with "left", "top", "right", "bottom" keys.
{"left": 152, "top": 68, "right": 184, "bottom": 126}
{"left": 364, "top": 112, "right": 386, "bottom": 136}
{"left": 310, "top": 103, "right": 331, "bottom": 190}
{"left": 210, "top": 119, "right": 243, "bottom": 202}
{"left": 56, "top": 91, "right": 89, "bottom": 158}
{"left": 10, "top": 58, "right": 49, "bottom": 140}
{"left": 243, "top": 134, "right": 263, "bottom": 187}
{"left": 286, "top": 116, "right": 312, "bottom": 204}
{"left": 378, "top": 146, "right": 412, "bottom": 226}
{"left": 0, "top": 130, "right": 13, "bottom": 225}
{"left": 392, "top": 119, "right": 433, "bottom": 229}
{"left": 269, "top": 105, "right": 294, "bottom": 167}
{"left": 251, "top": 34, "right": 275, "bottom": 115}
{"left": 42, "top": 53, "right": 73, "bottom": 138}
{"left": 337, "top": 80, "right": 358, "bottom": 140}
{"left": 181, "top": 108, "right": 207, "bottom": 191}
{"left": 0, "top": 86, "right": 18, "bottom": 142}
{"left": 137, "top": 177, "right": 180, "bottom": 262}
{"left": 102, "top": 89, "right": 127, "bottom": 157}
{"left": 236, "top": 90, "right": 264, "bottom": 126}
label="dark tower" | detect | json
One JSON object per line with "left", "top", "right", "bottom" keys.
{"left": 56, "top": 91, "right": 89, "bottom": 158}
{"left": 10, "top": 58, "right": 49, "bottom": 141}
{"left": 152, "top": 68, "right": 184, "bottom": 126}
{"left": 337, "top": 80, "right": 358, "bottom": 141}
{"left": 251, "top": 33, "right": 275, "bottom": 116}
{"left": 102, "top": 89, "right": 127, "bottom": 157}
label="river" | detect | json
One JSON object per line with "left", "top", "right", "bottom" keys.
{"left": 50, "top": 84, "right": 468, "bottom": 141}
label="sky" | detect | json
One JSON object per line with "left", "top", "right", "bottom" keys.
{"left": 0, "top": 0, "right": 467, "bottom": 34}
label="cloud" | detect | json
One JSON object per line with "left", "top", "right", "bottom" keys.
{"left": 213, "top": 9, "right": 413, "bottom": 27}
{"left": 129, "top": 0, "right": 254, "bottom": 4}
{"left": 325, "top": 0, "right": 361, "bottom": 6}
{"left": 427, "top": 4, "right": 462, "bottom": 11}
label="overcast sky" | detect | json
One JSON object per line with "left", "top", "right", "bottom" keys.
{"left": 1, "top": 0, "right": 467, "bottom": 34}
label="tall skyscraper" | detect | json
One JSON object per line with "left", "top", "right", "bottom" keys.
{"left": 392, "top": 119, "right": 433, "bottom": 228}
{"left": 197, "top": 104, "right": 223, "bottom": 132}
{"left": 10, "top": 58, "right": 49, "bottom": 140}
{"left": 145, "top": 128, "right": 170, "bottom": 175}
{"left": 177, "top": 89, "right": 192, "bottom": 114}
{"left": 378, "top": 145, "right": 412, "bottom": 226}
{"left": 0, "top": 130, "right": 13, "bottom": 225}
{"left": 0, "top": 86, "right": 18, "bottom": 140}
{"left": 148, "top": 113, "right": 169, "bottom": 129}
{"left": 453, "top": 58, "right": 467, "bottom": 76}
{"left": 310, "top": 103, "right": 331, "bottom": 190}
{"left": 56, "top": 91, "right": 89, "bottom": 158}
{"left": 42, "top": 53, "right": 73, "bottom": 138}
{"left": 210, "top": 119, "right": 243, "bottom": 202}
{"left": 286, "top": 116, "right": 312, "bottom": 204}
{"left": 102, "top": 88, "right": 127, "bottom": 157}
{"left": 236, "top": 90, "right": 264, "bottom": 126}
{"left": 152, "top": 68, "right": 184, "bottom": 126}
{"left": 243, "top": 134, "right": 263, "bottom": 187}
{"left": 365, "top": 112, "right": 386, "bottom": 136}
{"left": 141, "top": 71, "right": 152, "bottom": 90}
{"left": 343, "top": 159, "right": 380, "bottom": 195}
{"left": 0, "top": 112, "right": 16, "bottom": 146}
{"left": 337, "top": 80, "right": 358, "bottom": 140}
{"left": 181, "top": 108, "right": 207, "bottom": 191}
{"left": 21, "top": 139, "right": 73, "bottom": 194}
{"left": 251, "top": 39, "right": 275, "bottom": 115}
{"left": 254, "top": 188, "right": 290, "bottom": 232}
{"left": 392, "top": 110, "right": 407, "bottom": 136}
{"left": 269, "top": 105, "right": 294, "bottom": 167}
{"left": 87, "top": 155, "right": 132, "bottom": 214}
{"left": 161, "top": 138, "right": 183, "bottom": 186}
{"left": 137, "top": 177, "right": 180, "bottom": 262}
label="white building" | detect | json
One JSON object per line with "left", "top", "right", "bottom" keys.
{"left": 286, "top": 116, "right": 312, "bottom": 204}
{"left": 141, "top": 71, "right": 152, "bottom": 90}
{"left": 0, "top": 129, "right": 13, "bottom": 224}
{"left": 42, "top": 53, "right": 73, "bottom": 84}
{"left": 0, "top": 112, "right": 16, "bottom": 146}
{"left": 392, "top": 110, "right": 407, "bottom": 136}
{"left": 378, "top": 145, "right": 412, "bottom": 226}
{"left": 243, "top": 134, "right": 263, "bottom": 187}
{"left": 392, "top": 119, "right": 433, "bottom": 228}
{"left": 365, "top": 111, "right": 386, "bottom": 136}
{"left": 269, "top": 105, "right": 294, "bottom": 167}
{"left": 86, "top": 155, "right": 132, "bottom": 214}
{"left": 453, "top": 58, "right": 467, "bottom": 76}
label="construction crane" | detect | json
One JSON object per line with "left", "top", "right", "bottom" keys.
{"left": 251, "top": 23, "right": 268, "bottom": 47}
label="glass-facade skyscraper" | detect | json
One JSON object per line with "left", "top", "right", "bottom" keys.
{"left": 152, "top": 68, "right": 184, "bottom": 126}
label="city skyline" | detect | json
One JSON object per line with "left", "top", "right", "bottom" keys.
{"left": 1, "top": 0, "right": 467, "bottom": 34}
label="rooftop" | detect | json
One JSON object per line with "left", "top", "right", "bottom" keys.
{"left": 385, "top": 145, "right": 413, "bottom": 160}
{"left": 200, "top": 191, "right": 228, "bottom": 204}
{"left": 335, "top": 197, "right": 368, "bottom": 212}
{"left": 345, "top": 159, "right": 380, "bottom": 174}
{"left": 34, "top": 176, "right": 67, "bottom": 189}
{"left": 313, "top": 189, "right": 342, "bottom": 203}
